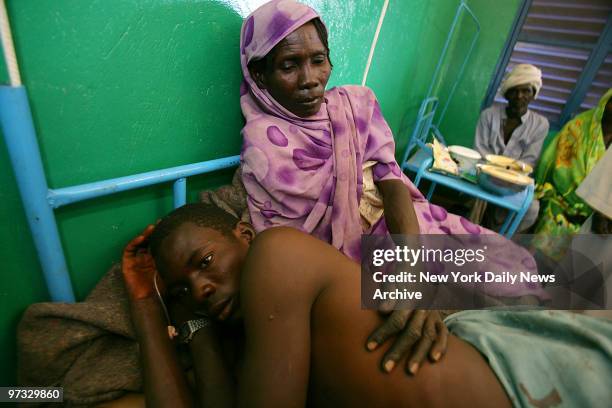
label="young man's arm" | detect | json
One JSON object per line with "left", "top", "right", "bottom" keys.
{"left": 130, "top": 299, "right": 194, "bottom": 408}
{"left": 236, "top": 228, "right": 334, "bottom": 407}
{"left": 122, "top": 226, "right": 194, "bottom": 408}
{"left": 187, "top": 321, "right": 236, "bottom": 407}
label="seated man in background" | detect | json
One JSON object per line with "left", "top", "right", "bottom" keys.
{"left": 122, "top": 203, "right": 612, "bottom": 407}
{"left": 471, "top": 63, "right": 549, "bottom": 231}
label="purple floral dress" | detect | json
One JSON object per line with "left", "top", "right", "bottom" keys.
{"left": 239, "top": 0, "right": 547, "bottom": 299}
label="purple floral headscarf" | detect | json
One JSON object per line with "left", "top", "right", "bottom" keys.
{"left": 239, "top": 0, "right": 409, "bottom": 258}
{"left": 238, "top": 0, "right": 547, "bottom": 299}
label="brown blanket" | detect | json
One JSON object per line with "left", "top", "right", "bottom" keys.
{"left": 199, "top": 167, "right": 250, "bottom": 223}
{"left": 17, "top": 265, "right": 140, "bottom": 406}
{"left": 17, "top": 168, "right": 249, "bottom": 406}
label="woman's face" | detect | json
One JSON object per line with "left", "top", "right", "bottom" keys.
{"left": 251, "top": 22, "right": 332, "bottom": 118}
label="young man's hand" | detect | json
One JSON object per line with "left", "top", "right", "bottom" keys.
{"left": 122, "top": 224, "right": 160, "bottom": 301}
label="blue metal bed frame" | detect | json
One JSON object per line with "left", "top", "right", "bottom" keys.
{"left": 0, "top": 85, "right": 239, "bottom": 303}
{"left": 400, "top": 0, "right": 480, "bottom": 167}
{"left": 399, "top": 1, "right": 534, "bottom": 238}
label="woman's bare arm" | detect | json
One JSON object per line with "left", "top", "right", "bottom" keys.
{"left": 371, "top": 179, "right": 448, "bottom": 375}
{"left": 377, "top": 178, "right": 420, "bottom": 235}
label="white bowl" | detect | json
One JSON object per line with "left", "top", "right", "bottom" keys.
{"left": 448, "top": 145, "right": 482, "bottom": 176}
{"left": 477, "top": 164, "right": 533, "bottom": 195}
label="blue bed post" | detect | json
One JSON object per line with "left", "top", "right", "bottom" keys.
{"left": 0, "top": 87, "right": 76, "bottom": 303}
{"left": 173, "top": 178, "right": 187, "bottom": 208}
{"left": 1, "top": 0, "right": 75, "bottom": 302}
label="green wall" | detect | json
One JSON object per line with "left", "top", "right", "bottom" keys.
{"left": 0, "top": 0, "right": 520, "bottom": 385}
{"left": 368, "top": 0, "right": 521, "bottom": 154}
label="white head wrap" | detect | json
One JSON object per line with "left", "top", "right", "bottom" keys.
{"left": 499, "top": 64, "right": 543, "bottom": 99}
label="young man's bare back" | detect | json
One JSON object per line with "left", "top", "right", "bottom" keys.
{"left": 241, "top": 227, "right": 511, "bottom": 408}
{"left": 122, "top": 205, "right": 510, "bottom": 407}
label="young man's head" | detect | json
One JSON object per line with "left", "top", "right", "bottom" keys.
{"left": 149, "top": 203, "right": 255, "bottom": 322}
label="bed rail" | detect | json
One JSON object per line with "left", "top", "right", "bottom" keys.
{"left": 1, "top": 85, "right": 239, "bottom": 302}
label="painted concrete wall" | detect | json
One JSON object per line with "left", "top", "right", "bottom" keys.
{"left": 368, "top": 0, "right": 522, "bottom": 155}
{"left": 0, "top": 0, "right": 520, "bottom": 384}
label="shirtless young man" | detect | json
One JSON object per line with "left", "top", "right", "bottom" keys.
{"left": 122, "top": 203, "right": 511, "bottom": 407}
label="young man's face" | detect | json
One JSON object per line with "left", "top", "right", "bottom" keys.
{"left": 505, "top": 84, "right": 535, "bottom": 116}
{"left": 157, "top": 222, "right": 252, "bottom": 322}
{"left": 251, "top": 22, "right": 332, "bottom": 118}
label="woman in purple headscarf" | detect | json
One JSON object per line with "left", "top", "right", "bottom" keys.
{"left": 240, "top": 0, "right": 423, "bottom": 262}
{"left": 239, "top": 0, "right": 538, "bottom": 260}
{"left": 239, "top": 0, "right": 547, "bottom": 372}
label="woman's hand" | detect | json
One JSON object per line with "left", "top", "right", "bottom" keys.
{"left": 366, "top": 308, "right": 448, "bottom": 375}
{"left": 122, "top": 224, "right": 160, "bottom": 301}
{"left": 372, "top": 180, "right": 449, "bottom": 374}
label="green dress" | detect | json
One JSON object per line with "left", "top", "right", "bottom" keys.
{"left": 533, "top": 88, "right": 611, "bottom": 259}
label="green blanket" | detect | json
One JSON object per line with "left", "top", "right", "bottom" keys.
{"left": 447, "top": 309, "right": 612, "bottom": 407}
